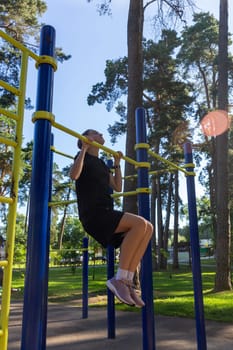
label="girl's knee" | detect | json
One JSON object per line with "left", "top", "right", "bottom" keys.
{"left": 135, "top": 216, "right": 153, "bottom": 232}
{"left": 146, "top": 221, "right": 154, "bottom": 236}
{"left": 124, "top": 213, "right": 153, "bottom": 236}
{"left": 138, "top": 218, "right": 153, "bottom": 237}
{"left": 136, "top": 216, "right": 148, "bottom": 231}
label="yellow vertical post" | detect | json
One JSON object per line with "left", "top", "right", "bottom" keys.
{"left": 0, "top": 51, "right": 29, "bottom": 350}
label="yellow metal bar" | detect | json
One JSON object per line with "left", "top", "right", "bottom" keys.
{"left": 149, "top": 168, "right": 175, "bottom": 176}
{"left": 124, "top": 174, "right": 138, "bottom": 180}
{"left": 123, "top": 168, "right": 175, "bottom": 180}
{"left": 52, "top": 120, "right": 140, "bottom": 167}
{"left": 48, "top": 199, "right": 76, "bottom": 207}
{"left": 50, "top": 146, "right": 73, "bottom": 160}
{"left": 112, "top": 187, "right": 151, "bottom": 198}
{"left": 32, "top": 110, "right": 55, "bottom": 123}
{"left": 0, "top": 329, "right": 3, "bottom": 337}
{"left": 184, "top": 163, "right": 195, "bottom": 168}
{"left": 112, "top": 190, "right": 138, "bottom": 198}
{"left": 0, "top": 31, "right": 57, "bottom": 72}
{"left": 0, "top": 136, "right": 17, "bottom": 148}
{"left": 50, "top": 248, "right": 82, "bottom": 252}
{"left": 180, "top": 163, "right": 195, "bottom": 176}
{"left": 35, "top": 55, "right": 57, "bottom": 71}
{"left": 0, "top": 108, "right": 19, "bottom": 121}
{"left": 0, "top": 196, "right": 14, "bottom": 205}
{"left": 148, "top": 149, "right": 194, "bottom": 176}
{"left": 0, "top": 261, "right": 8, "bottom": 268}
{"left": 0, "top": 29, "right": 39, "bottom": 61}
{"left": 134, "top": 142, "right": 150, "bottom": 150}
{"left": 0, "top": 80, "right": 20, "bottom": 96}
{"left": 136, "top": 187, "right": 151, "bottom": 194}
{"left": 31, "top": 111, "right": 141, "bottom": 167}
{"left": 135, "top": 162, "right": 151, "bottom": 168}
{"left": 0, "top": 50, "right": 29, "bottom": 350}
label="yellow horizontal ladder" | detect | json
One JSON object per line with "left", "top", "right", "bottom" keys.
{"left": 0, "top": 108, "right": 19, "bottom": 121}
{"left": 0, "top": 197, "right": 14, "bottom": 205}
{"left": 0, "top": 29, "right": 30, "bottom": 350}
{"left": 0, "top": 261, "right": 8, "bottom": 268}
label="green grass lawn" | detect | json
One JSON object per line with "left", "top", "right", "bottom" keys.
{"left": 11, "top": 263, "right": 233, "bottom": 323}
{"left": 152, "top": 269, "right": 233, "bottom": 322}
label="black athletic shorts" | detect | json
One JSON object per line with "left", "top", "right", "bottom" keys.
{"left": 80, "top": 207, "right": 125, "bottom": 248}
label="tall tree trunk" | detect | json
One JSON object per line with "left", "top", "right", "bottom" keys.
{"left": 208, "top": 140, "right": 217, "bottom": 245}
{"left": 151, "top": 176, "right": 158, "bottom": 270}
{"left": 163, "top": 173, "right": 173, "bottom": 269}
{"left": 214, "top": 0, "right": 232, "bottom": 291}
{"left": 124, "top": 0, "right": 144, "bottom": 287}
{"left": 157, "top": 177, "right": 164, "bottom": 269}
{"left": 58, "top": 187, "right": 71, "bottom": 250}
{"left": 124, "top": 0, "right": 144, "bottom": 213}
{"left": 172, "top": 171, "right": 179, "bottom": 269}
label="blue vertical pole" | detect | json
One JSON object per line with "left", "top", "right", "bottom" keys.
{"left": 135, "top": 107, "right": 156, "bottom": 350}
{"left": 41, "top": 133, "right": 53, "bottom": 350}
{"left": 107, "top": 245, "right": 115, "bottom": 338}
{"left": 107, "top": 159, "right": 116, "bottom": 339}
{"left": 21, "top": 25, "right": 56, "bottom": 350}
{"left": 184, "top": 142, "right": 207, "bottom": 350}
{"left": 82, "top": 237, "right": 89, "bottom": 319}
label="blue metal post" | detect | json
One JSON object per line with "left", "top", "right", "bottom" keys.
{"left": 184, "top": 142, "right": 207, "bottom": 350}
{"left": 107, "top": 244, "right": 115, "bottom": 338}
{"left": 41, "top": 133, "right": 54, "bottom": 350}
{"left": 107, "top": 159, "right": 116, "bottom": 339}
{"left": 21, "top": 25, "right": 56, "bottom": 350}
{"left": 135, "top": 107, "right": 156, "bottom": 350}
{"left": 82, "top": 237, "right": 89, "bottom": 319}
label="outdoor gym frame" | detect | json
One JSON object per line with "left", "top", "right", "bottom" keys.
{"left": 0, "top": 25, "right": 207, "bottom": 350}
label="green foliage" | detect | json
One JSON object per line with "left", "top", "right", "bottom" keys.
{"left": 61, "top": 216, "right": 86, "bottom": 249}
{"left": 143, "top": 31, "right": 194, "bottom": 150}
{"left": 0, "top": 0, "right": 46, "bottom": 107}
{"left": 0, "top": 115, "right": 15, "bottom": 198}
{"left": 179, "top": 12, "right": 219, "bottom": 67}
{"left": 178, "top": 12, "right": 221, "bottom": 113}
{"left": 87, "top": 57, "right": 128, "bottom": 112}
{"left": 18, "top": 141, "right": 33, "bottom": 205}
{"left": 87, "top": 0, "right": 112, "bottom": 16}
{"left": 14, "top": 213, "right": 27, "bottom": 266}
{"left": 181, "top": 196, "right": 214, "bottom": 241}
{"left": 0, "top": 0, "right": 70, "bottom": 108}
{"left": 88, "top": 29, "right": 194, "bottom": 149}
{"left": 0, "top": 0, "right": 47, "bottom": 39}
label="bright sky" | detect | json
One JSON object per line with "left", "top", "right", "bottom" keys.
{"left": 22, "top": 0, "right": 232, "bottom": 203}
{"left": 24, "top": 0, "right": 130, "bottom": 167}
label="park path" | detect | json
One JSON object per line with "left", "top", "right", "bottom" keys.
{"left": 8, "top": 301, "right": 233, "bottom": 350}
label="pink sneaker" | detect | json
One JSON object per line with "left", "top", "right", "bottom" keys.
{"left": 129, "top": 287, "right": 145, "bottom": 308}
{"left": 106, "top": 277, "right": 135, "bottom": 306}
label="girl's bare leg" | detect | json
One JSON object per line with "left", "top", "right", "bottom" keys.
{"left": 107, "top": 213, "right": 153, "bottom": 307}
{"left": 126, "top": 221, "right": 153, "bottom": 272}
{"left": 114, "top": 212, "right": 153, "bottom": 272}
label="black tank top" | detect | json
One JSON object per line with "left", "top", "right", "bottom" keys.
{"left": 75, "top": 153, "right": 113, "bottom": 220}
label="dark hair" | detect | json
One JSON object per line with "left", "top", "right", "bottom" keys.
{"left": 77, "top": 129, "right": 92, "bottom": 149}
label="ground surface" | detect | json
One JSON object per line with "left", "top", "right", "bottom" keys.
{"left": 8, "top": 300, "right": 233, "bottom": 350}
